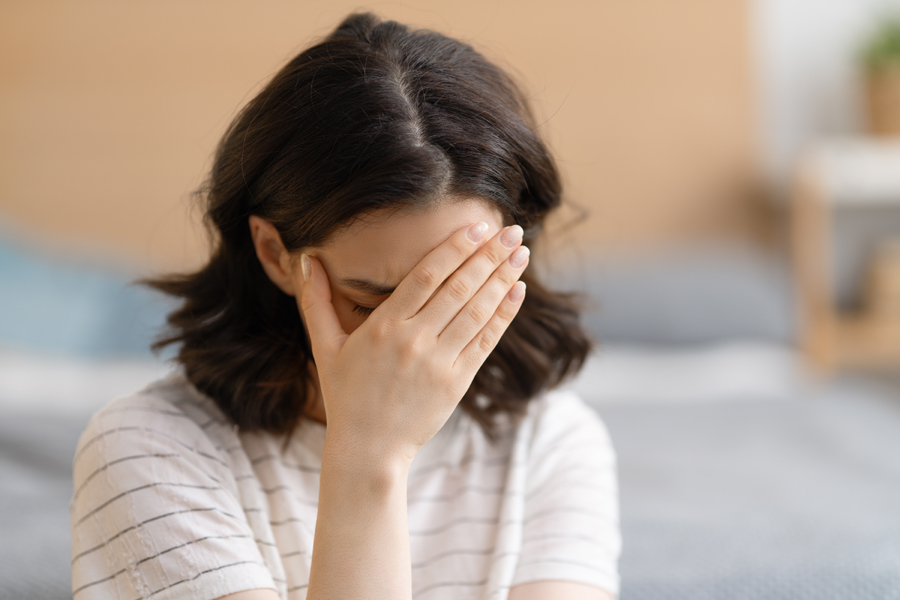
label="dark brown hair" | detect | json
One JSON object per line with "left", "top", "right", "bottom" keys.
{"left": 144, "top": 12, "right": 592, "bottom": 440}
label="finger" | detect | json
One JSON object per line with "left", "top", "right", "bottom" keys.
{"left": 416, "top": 224, "right": 523, "bottom": 334}
{"left": 380, "top": 221, "right": 490, "bottom": 320}
{"left": 438, "top": 244, "right": 529, "bottom": 356}
{"left": 297, "top": 254, "right": 348, "bottom": 358}
{"left": 454, "top": 281, "right": 526, "bottom": 371}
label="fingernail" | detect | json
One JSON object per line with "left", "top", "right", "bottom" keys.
{"left": 300, "top": 253, "right": 310, "bottom": 281}
{"left": 467, "top": 221, "right": 489, "bottom": 242}
{"left": 509, "top": 246, "right": 530, "bottom": 268}
{"left": 508, "top": 281, "right": 526, "bottom": 303}
{"left": 500, "top": 225, "right": 523, "bottom": 248}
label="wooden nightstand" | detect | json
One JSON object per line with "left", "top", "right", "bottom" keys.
{"left": 792, "top": 137, "right": 900, "bottom": 370}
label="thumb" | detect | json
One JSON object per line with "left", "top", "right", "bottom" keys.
{"left": 297, "top": 254, "right": 347, "bottom": 358}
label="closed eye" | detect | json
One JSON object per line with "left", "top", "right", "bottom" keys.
{"left": 352, "top": 304, "right": 376, "bottom": 317}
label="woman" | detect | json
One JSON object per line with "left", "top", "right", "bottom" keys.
{"left": 70, "top": 13, "right": 620, "bottom": 600}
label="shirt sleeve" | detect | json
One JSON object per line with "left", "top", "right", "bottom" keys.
{"left": 511, "top": 391, "right": 621, "bottom": 596}
{"left": 70, "top": 393, "right": 277, "bottom": 600}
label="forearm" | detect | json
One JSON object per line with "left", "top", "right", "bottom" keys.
{"left": 307, "top": 436, "right": 413, "bottom": 600}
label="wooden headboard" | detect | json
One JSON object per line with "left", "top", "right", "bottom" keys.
{"left": 0, "top": 0, "right": 762, "bottom": 272}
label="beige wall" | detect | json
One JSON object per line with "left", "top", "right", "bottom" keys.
{"left": 0, "top": 0, "right": 761, "bottom": 273}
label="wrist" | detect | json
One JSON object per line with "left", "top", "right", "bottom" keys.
{"left": 321, "top": 431, "right": 413, "bottom": 484}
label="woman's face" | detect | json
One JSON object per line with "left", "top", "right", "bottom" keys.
{"left": 296, "top": 198, "right": 505, "bottom": 336}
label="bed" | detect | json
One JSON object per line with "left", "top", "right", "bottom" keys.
{"left": 2, "top": 232, "right": 899, "bottom": 599}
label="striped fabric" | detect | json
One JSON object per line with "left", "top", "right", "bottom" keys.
{"left": 70, "top": 372, "right": 620, "bottom": 600}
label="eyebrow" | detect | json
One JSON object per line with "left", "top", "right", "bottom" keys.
{"left": 338, "top": 277, "right": 397, "bottom": 296}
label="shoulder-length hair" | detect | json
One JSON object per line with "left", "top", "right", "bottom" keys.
{"left": 144, "top": 12, "right": 592, "bottom": 440}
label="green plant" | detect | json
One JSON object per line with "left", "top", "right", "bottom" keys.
{"left": 863, "top": 17, "right": 900, "bottom": 71}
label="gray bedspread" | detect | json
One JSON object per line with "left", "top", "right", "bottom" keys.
{"left": 2, "top": 376, "right": 900, "bottom": 599}
{"left": 597, "top": 376, "right": 900, "bottom": 600}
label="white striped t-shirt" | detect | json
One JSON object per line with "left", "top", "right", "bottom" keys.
{"left": 70, "top": 371, "right": 620, "bottom": 600}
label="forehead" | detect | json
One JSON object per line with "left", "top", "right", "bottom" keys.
{"left": 315, "top": 198, "right": 504, "bottom": 290}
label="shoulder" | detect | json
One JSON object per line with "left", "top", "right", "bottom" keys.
{"left": 525, "top": 387, "right": 607, "bottom": 423}
{"left": 72, "top": 371, "right": 242, "bottom": 515}
{"left": 82, "top": 369, "right": 228, "bottom": 431}
{"left": 71, "top": 373, "right": 276, "bottom": 600}
{"left": 75, "top": 371, "right": 234, "bottom": 461}
{"left": 519, "top": 388, "right": 615, "bottom": 457}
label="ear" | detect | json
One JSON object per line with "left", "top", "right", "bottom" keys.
{"left": 249, "top": 215, "right": 297, "bottom": 296}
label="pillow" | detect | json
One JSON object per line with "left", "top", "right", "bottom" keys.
{"left": 0, "top": 227, "right": 174, "bottom": 358}
{"left": 544, "top": 243, "right": 798, "bottom": 345}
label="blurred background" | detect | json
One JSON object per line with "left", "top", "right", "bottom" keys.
{"left": 3, "top": 1, "right": 900, "bottom": 599}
